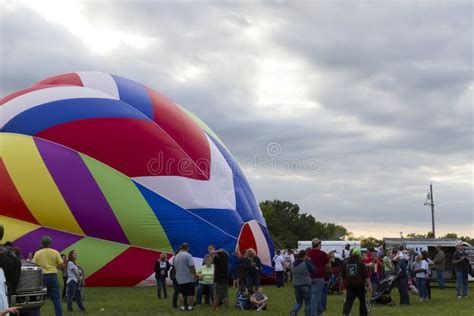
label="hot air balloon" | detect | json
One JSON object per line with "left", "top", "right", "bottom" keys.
{"left": 0, "top": 72, "right": 274, "bottom": 286}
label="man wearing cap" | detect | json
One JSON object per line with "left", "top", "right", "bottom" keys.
{"left": 174, "top": 243, "right": 197, "bottom": 311}
{"left": 452, "top": 243, "right": 469, "bottom": 298}
{"left": 341, "top": 248, "right": 369, "bottom": 316}
{"left": 32, "top": 236, "right": 64, "bottom": 316}
{"left": 307, "top": 238, "right": 330, "bottom": 316}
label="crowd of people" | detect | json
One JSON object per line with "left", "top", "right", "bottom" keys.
{"left": 0, "top": 220, "right": 472, "bottom": 315}
{"left": 153, "top": 243, "right": 269, "bottom": 312}
{"left": 279, "top": 238, "right": 472, "bottom": 316}
{"left": 152, "top": 238, "right": 471, "bottom": 315}
{"left": 0, "top": 224, "right": 85, "bottom": 316}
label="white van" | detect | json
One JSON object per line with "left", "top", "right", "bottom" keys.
{"left": 297, "top": 240, "right": 361, "bottom": 257}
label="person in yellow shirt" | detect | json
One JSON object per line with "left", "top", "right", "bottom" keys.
{"left": 32, "top": 236, "right": 64, "bottom": 316}
{"left": 196, "top": 255, "right": 214, "bottom": 305}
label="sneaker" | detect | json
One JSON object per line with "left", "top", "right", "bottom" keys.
{"left": 180, "top": 306, "right": 186, "bottom": 311}
{"left": 187, "top": 306, "right": 193, "bottom": 311}
{"left": 457, "top": 296, "right": 462, "bottom": 299}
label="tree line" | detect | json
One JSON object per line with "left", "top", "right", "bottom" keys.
{"left": 260, "top": 200, "right": 474, "bottom": 249}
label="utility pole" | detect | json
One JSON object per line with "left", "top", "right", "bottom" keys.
{"left": 430, "top": 183, "right": 435, "bottom": 238}
{"left": 424, "top": 183, "right": 435, "bottom": 238}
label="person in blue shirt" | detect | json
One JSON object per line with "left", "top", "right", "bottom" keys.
{"left": 235, "top": 287, "right": 251, "bottom": 310}
{"left": 229, "top": 250, "right": 241, "bottom": 288}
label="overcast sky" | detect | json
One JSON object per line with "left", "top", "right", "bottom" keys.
{"left": 1, "top": 0, "right": 472, "bottom": 238}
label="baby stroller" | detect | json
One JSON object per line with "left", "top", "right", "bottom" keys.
{"left": 370, "top": 274, "right": 398, "bottom": 306}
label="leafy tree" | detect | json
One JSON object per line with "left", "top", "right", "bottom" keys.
{"left": 460, "top": 236, "right": 474, "bottom": 246}
{"left": 348, "top": 235, "right": 383, "bottom": 248}
{"left": 404, "top": 232, "right": 434, "bottom": 238}
{"left": 260, "top": 200, "right": 474, "bottom": 249}
{"left": 442, "top": 233, "right": 458, "bottom": 239}
{"left": 405, "top": 232, "right": 424, "bottom": 238}
{"left": 440, "top": 233, "right": 474, "bottom": 245}
{"left": 260, "top": 200, "right": 349, "bottom": 249}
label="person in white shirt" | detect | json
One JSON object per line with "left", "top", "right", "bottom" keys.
{"left": 66, "top": 250, "right": 86, "bottom": 312}
{"left": 422, "top": 250, "right": 434, "bottom": 300}
{"left": 273, "top": 250, "right": 285, "bottom": 288}
{"left": 342, "top": 244, "right": 351, "bottom": 260}
{"left": 283, "top": 249, "right": 295, "bottom": 282}
{"left": 414, "top": 255, "right": 429, "bottom": 301}
{"left": 0, "top": 225, "right": 9, "bottom": 312}
{"left": 0, "top": 260, "right": 7, "bottom": 312}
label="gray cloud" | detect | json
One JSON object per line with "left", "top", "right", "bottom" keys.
{"left": 1, "top": 0, "right": 472, "bottom": 237}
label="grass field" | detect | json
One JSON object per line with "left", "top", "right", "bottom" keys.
{"left": 40, "top": 283, "right": 473, "bottom": 315}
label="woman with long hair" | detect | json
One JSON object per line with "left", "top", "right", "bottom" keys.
{"left": 413, "top": 255, "right": 428, "bottom": 301}
{"left": 243, "top": 248, "right": 262, "bottom": 293}
{"left": 66, "top": 250, "right": 86, "bottom": 312}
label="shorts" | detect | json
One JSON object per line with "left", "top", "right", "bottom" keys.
{"left": 214, "top": 282, "right": 228, "bottom": 300}
{"left": 178, "top": 282, "right": 196, "bottom": 296}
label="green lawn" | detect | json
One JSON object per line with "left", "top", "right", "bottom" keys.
{"left": 40, "top": 283, "right": 473, "bottom": 315}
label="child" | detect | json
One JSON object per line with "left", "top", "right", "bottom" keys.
{"left": 236, "top": 287, "right": 251, "bottom": 310}
{"left": 250, "top": 287, "right": 268, "bottom": 311}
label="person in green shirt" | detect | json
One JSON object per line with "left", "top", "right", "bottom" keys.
{"left": 383, "top": 250, "right": 394, "bottom": 277}
{"left": 196, "top": 255, "right": 214, "bottom": 305}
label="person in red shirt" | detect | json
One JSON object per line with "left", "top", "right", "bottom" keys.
{"left": 362, "top": 251, "right": 374, "bottom": 279}
{"left": 307, "top": 238, "right": 330, "bottom": 316}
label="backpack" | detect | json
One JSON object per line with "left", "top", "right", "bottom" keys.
{"left": 0, "top": 246, "right": 22, "bottom": 293}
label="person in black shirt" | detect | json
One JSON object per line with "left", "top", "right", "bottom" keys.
{"left": 169, "top": 247, "right": 181, "bottom": 308}
{"left": 0, "top": 225, "right": 21, "bottom": 299}
{"left": 154, "top": 253, "right": 171, "bottom": 299}
{"left": 210, "top": 248, "right": 229, "bottom": 311}
{"left": 243, "top": 248, "right": 262, "bottom": 293}
{"left": 341, "top": 248, "right": 370, "bottom": 316}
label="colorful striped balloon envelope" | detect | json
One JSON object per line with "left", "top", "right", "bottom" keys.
{"left": 0, "top": 72, "right": 274, "bottom": 286}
